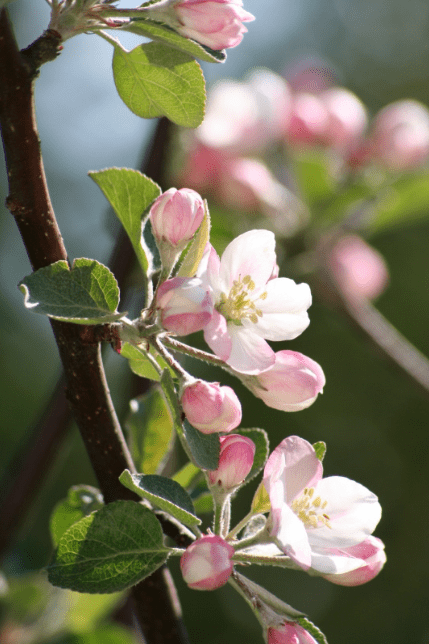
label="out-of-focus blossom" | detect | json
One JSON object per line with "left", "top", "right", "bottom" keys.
{"left": 207, "top": 433, "right": 255, "bottom": 490}
{"left": 198, "top": 230, "right": 312, "bottom": 374}
{"left": 180, "top": 535, "right": 234, "bottom": 590}
{"left": 320, "top": 88, "right": 368, "bottom": 150}
{"left": 156, "top": 276, "right": 213, "bottom": 335}
{"left": 150, "top": 188, "right": 205, "bottom": 269}
{"left": 287, "top": 93, "right": 330, "bottom": 145}
{"left": 181, "top": 380, "right": 242, "bottom": 433}
{"left": 370, "top": 99, "right": 429, "bottom": 170}
{"left": 241, "top": 350, "right": 325, "bottom": 411}
{"left": 267, "top": 621, "right": 318, "bottom": 644}
{"left": 263, "top": 436, "right": 382, "bottom": 574}
{"left": 330, "top": 234, "right": 389, "bottom": 301}
{"left": 320, "top": 535, "right": 386, "bottom": 586}
{"left": 285, "top": 57, "right": 337, "bottom": 93}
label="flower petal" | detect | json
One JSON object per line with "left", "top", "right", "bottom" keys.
{"left": 225, "top": 324, "right": 275, "bottom": 374}
{"left": 307, "top": 476, "right": 382, "bottom": 548}
{"left": 219, "top": 229, "right": 276, "bottom": 290}
{"left": 270, "top": 503, "right": 312, "bottom": 570}
{"left": 204, "top": 309, "right": 232, "bottom": 361}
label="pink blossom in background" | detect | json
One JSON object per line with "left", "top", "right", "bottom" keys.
{"left": 370, "top": 99, "right": 429, "bottom": 170}
{"left": 198, "top": 230, "right": 312, "bottom": 374}
{"left": 156, "top": 276, "right": 213, "bottom": 335}
{"left": 320, "top": 535, "right": 386, "bottom": 586}
{"left": 176, "top": 143, "right": 227, "bottom": 194}
{"left": 263, "top": 436, "right": 382, "bottom": 574}
{"left": 242, "top": 350, "right": 325, "bottom": 412}
{"left": 180, "top": 535, "right": 234, "bottom": 590}
{"left": 181, "top": 380, "right": 242, "bottom": 433}
{"left": 320, "top": 88, "right": 368, "bottom": 150}
{"left": 173, "top": 0, "right": 255, "bottom": 50}
{"left": 207, "top": 433, "right": 255, "bottom": 490}
{"left": 287, "top": 93, "right": 329, "bottom": 146}
{"left": 217, "top": 158, "right": 278, "bottom": 211}
{"left": 330, "top": 234, "right": 389, "bottom": 301}
{"left": 267, "top": 621, "right": 318, "bottom": 644}
{"left": 285, "top": 57, "right": 337, "bottom": 93}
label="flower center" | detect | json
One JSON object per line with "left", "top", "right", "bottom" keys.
{"left": 291, "top": 487, "right": 331, "bottom": 529}
{"left": 217, "top": 274, "right": 267, "bottom": 325}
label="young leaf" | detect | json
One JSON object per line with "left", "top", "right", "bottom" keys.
{"left": 296, "top": 617, "right": 329, "bottom": 644}
{"left": 48, "top": 501, "right": 170, "bottom": 594}
{"left": 159, "top": 370, "right": 220, "bottom": 470}
{"left": 59, "top": 624, "right": 138, "bottom": 644}
{"left": 369, "top": 171, "right": 429, "bottom": 233}
{"left": 177, "top": 200, "right": 211, "bottom": 277}
{"left": 19, "top": 258, "right": 122, "bottom": 324}
{"left": 50, "top": 486, "right": 104, "bottom": 547}
{"left": 235, "top": 428, "right": 269, "bottom": 486}
{"left": 293, "top": 148, "right": 336, "bottom": 207}
{"left": 122, "top": 20, "right": 226, "bottom": 64}
{"left": 172, "top": 461, "right": 200, "bottom": 489}
{"left": 313, "top": 441, "right": 326, "bottom": 462}
{"left": 89, "top": 168, "right": 161, "bottom": 275}
{"left": 121, "top": 342, "right": 175, "bottom": 382}
{"left": 125, "top": 388, "right": 175, "bottom": 474}
{"left": 251, "top": 481, "right": 271, "bottom": 515}
{"left": 112, "top": 42, "right": 206, "bottom": 128}
{"left": 119, "top": 470, "right": 201, "bottom": 526}
{"left": 192, "top": 492, "right": 213, "bottom": 514}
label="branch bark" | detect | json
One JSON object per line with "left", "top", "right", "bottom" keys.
{"left": 0, "top": 10, "right": 188, "bottom": 643}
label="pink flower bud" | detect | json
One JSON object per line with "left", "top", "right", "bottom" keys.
{"left": 150, "top": 188, "right": 205, "bottom": 250}
{"left": 267, "top": 622, "right": 318, "bottom": 644}
{"left": 207, "top": 434, "right": 255, "bottom": 490}
{"left": 180, "top": 535, "right": 235, "bottom": 590}
{"left": 320, "top": 536, "right": 386, "bottom": 586}
{"left": 287, "top": 93, "right": 330, "bottom": 145}
{"left": 320, "top": 88, "right": 368, "bottom": 150}
{"left": 370, "top": 99, "right": 429, "bottom": 170}
{"left": 330, "top": 234, "right": 389, "bottom": 301}
{"left": 173, "top": 0, "right": 255, "bottom": 50}
{"left": 244, "top": 351, "right": 325, "bottom": 412}
{"left": 181, "top": 380, "right": 242, "bottom": 433}
{"left": 156, "top": 277, "right": 213, "bottom": 336}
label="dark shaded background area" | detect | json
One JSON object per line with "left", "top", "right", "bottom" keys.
{"left": 1, "top": 1, "right": 429, "bottom": 642}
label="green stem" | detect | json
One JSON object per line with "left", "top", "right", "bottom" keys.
{"left": 227, "top": 510, "right": 255, "bottom": 540}
{"left": 96, "top": 29, "right": 127, "bottom": 51}
{"left": 232, "top": 552, "right": 298, "bottom": 569}
{"left": 163, "top": 336, "right": 231, "bottom": 371}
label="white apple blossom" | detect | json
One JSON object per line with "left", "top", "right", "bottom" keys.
{"left": 198, "top": 230, "right": 312, "bottom": 374}
{"left": 263, "top": 436, "right": 383, "bottom": 576}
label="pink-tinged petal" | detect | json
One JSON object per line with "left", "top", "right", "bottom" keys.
{"left": 264, "top": 436, "right": 323, "bottom": 505}
{"left": 249, "top": 278, "right": 311, "bottom": 341}
{"left": 200, "top": 244, "right": 222, "bottom": 295}
{"left": 180, "top": 535, "right": 234, "bottom": 590}
{"left": 204, "top": 309, "right": 232, "bottom": 362}
{"left": 309, "top": 549, "right": 367, "bottom": 575}
{"left": 270, "top": 504, "right": 312, "bottom": 570}
{"left": 219, "top": 230, "right": 276, "bottom": 290}
{"left": 307, "top": 476, "right": 382, "bottom": 549}
{"left": 226, "top": 325, "right": 275, "bottom": 374}
{"left": 268, "top": 622, "right": 319, "bottom": 644}
{"left": 319, "top": 536, "right": 386, "bottom": 586}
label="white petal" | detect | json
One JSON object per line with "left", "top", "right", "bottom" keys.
{"left": 307, "top": 476, "right": 382, "bottom": 549}
{"left": 204, "top": 310, "right": 232, "bottom": 362}
{"left": 310, "top": 549, "right": 367, "bottom": 575}
{"left": 226, "top": 325, "right": 275, "bottom": 374}
{"left": 219, "top": 230, "right": 276, "bottom": 290}
{"left": 271, "top": 504, "right": 312, "bottom": 570}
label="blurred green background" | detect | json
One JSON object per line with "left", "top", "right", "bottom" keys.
{"left": 1, "top": 0, "right": 429, "bottom": 642}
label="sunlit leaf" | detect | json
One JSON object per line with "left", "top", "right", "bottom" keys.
{"left": 50, "top": 486, "right": 103, "bottom": 547}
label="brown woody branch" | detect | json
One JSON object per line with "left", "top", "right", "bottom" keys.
{"left": 0, "top": 10, "right": 187, "bottom": 643}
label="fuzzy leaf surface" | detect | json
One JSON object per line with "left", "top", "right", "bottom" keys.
{"left": 48, "top": 502, "right": 169, "bottom": 594}
{"left": 125, "top": 388, "right": 174, "bottom": 474}
{"left": 113, "top": 42, "right": 205, "bottom": 127}
{"left": 19, "top": 259, "right": 122, "bottom": 324}
{"left": 50, "top": 486, "right": 104, "bottom": 548}
{"left": 119, "top": 470, "right": 201, "bottom": 526}
{"left": 89, "top": 168, "right": 160, "bottom": 274}
{"left": 122, "top": 20, "right": 226, "bottom": 63}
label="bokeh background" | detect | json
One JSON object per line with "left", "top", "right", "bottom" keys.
{"left": 1, "top": 0, "right": 429, "bottom": 643}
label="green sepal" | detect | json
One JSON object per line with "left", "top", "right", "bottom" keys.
{"left": 50, "top": 485, "right": 104, "bottom": 547}
{"left": 48, "top": 501, "right": 170, "bottom": 594}
{"left": 313, "top": 441, "right": 327, "bottom": 462}
{"left": 177, "top": 200, "right": 211, "bottom": 277}
{"left": 296, "top": 617, "right": 329, "bottom": 644}
{"left": 119, "top": 470, "right": 201, "bottom": 526}
{"left": 112, "top": 42, "right": 206, "bottom": 128}
{"left": 19, "top": 258, "right": 122, "bottom": 324}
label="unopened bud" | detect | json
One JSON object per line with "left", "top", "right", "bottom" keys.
{"left": 267, "top": 622, "right": 318, "bottom": 644}
{"left": 180, "top": 535, "right": 234, "bottom": 590}
{"left": 181, "top": 380, "right": 242, "bottom": 434}
{"left": 207, "top": 434, "right": 255, "bottom": 490}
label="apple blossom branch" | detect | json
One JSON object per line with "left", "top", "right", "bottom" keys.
{"left": 0, "top": 10, "right": 188, "bottom": 644}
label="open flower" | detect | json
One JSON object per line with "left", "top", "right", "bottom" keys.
{"left": 198, "top": 230, "right": 312, "bottom": 374}
{"left": 263, "top": 436, "right": 382, "bottom": 575}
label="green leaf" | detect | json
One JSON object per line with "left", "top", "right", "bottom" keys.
{"left": 125, "top": 388, "right": 175, "bottom": 474}
{"left": 112, "top": 42, "right": 206, "bottom": 128}
{"left": 119, "top": 470, "right": 201, "bottom": 526}
{"left": 293, "top": 148, "right": 336, "bottom": 207}
{"left": 177, "top": 200, "right": 211, "bottom": 277}
{"left": 58, "top": 624, "right": 137, "bottom": 644}
{"left": 121, "top": 342, "right": 175, "bottom": 382}
{"left": 89, "top": 168, "right": 160, "bottom": 275}
{"left": 48, "top": 501, "right": 169, "bottom": 594}
{"left": 50, "top": 486, "right": 104, "bottom": 547}
{"left": 122, "top": 19, "right": 226, "bottom": 63}
{"left": 159, "top": 370, "right": 220, "bottom": 470}
{"left": 296, "top": 617, "right": 329, "bottom": 644}
{"left": 369, "top": 171, "right": 429, "bottom": 233}
{"left": 172, "top": 461, "right": 200, "bottom": 489}
{"left": 64, "top": 592, "right": 125, "bottom": 634}
{"left": 235, "top": 428, "right": 269, "bottom": 486}
{"left": 192, "top": 492, "right": 213, "bottom": 514}
{"left": 313, "top": 441, "right": 326, "bottom": 462}
{"left": 251, "top": 481, "right": 271, "bottom": 515}
{"left": 19, "top": 259, "right": 122, "bottom": 324}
